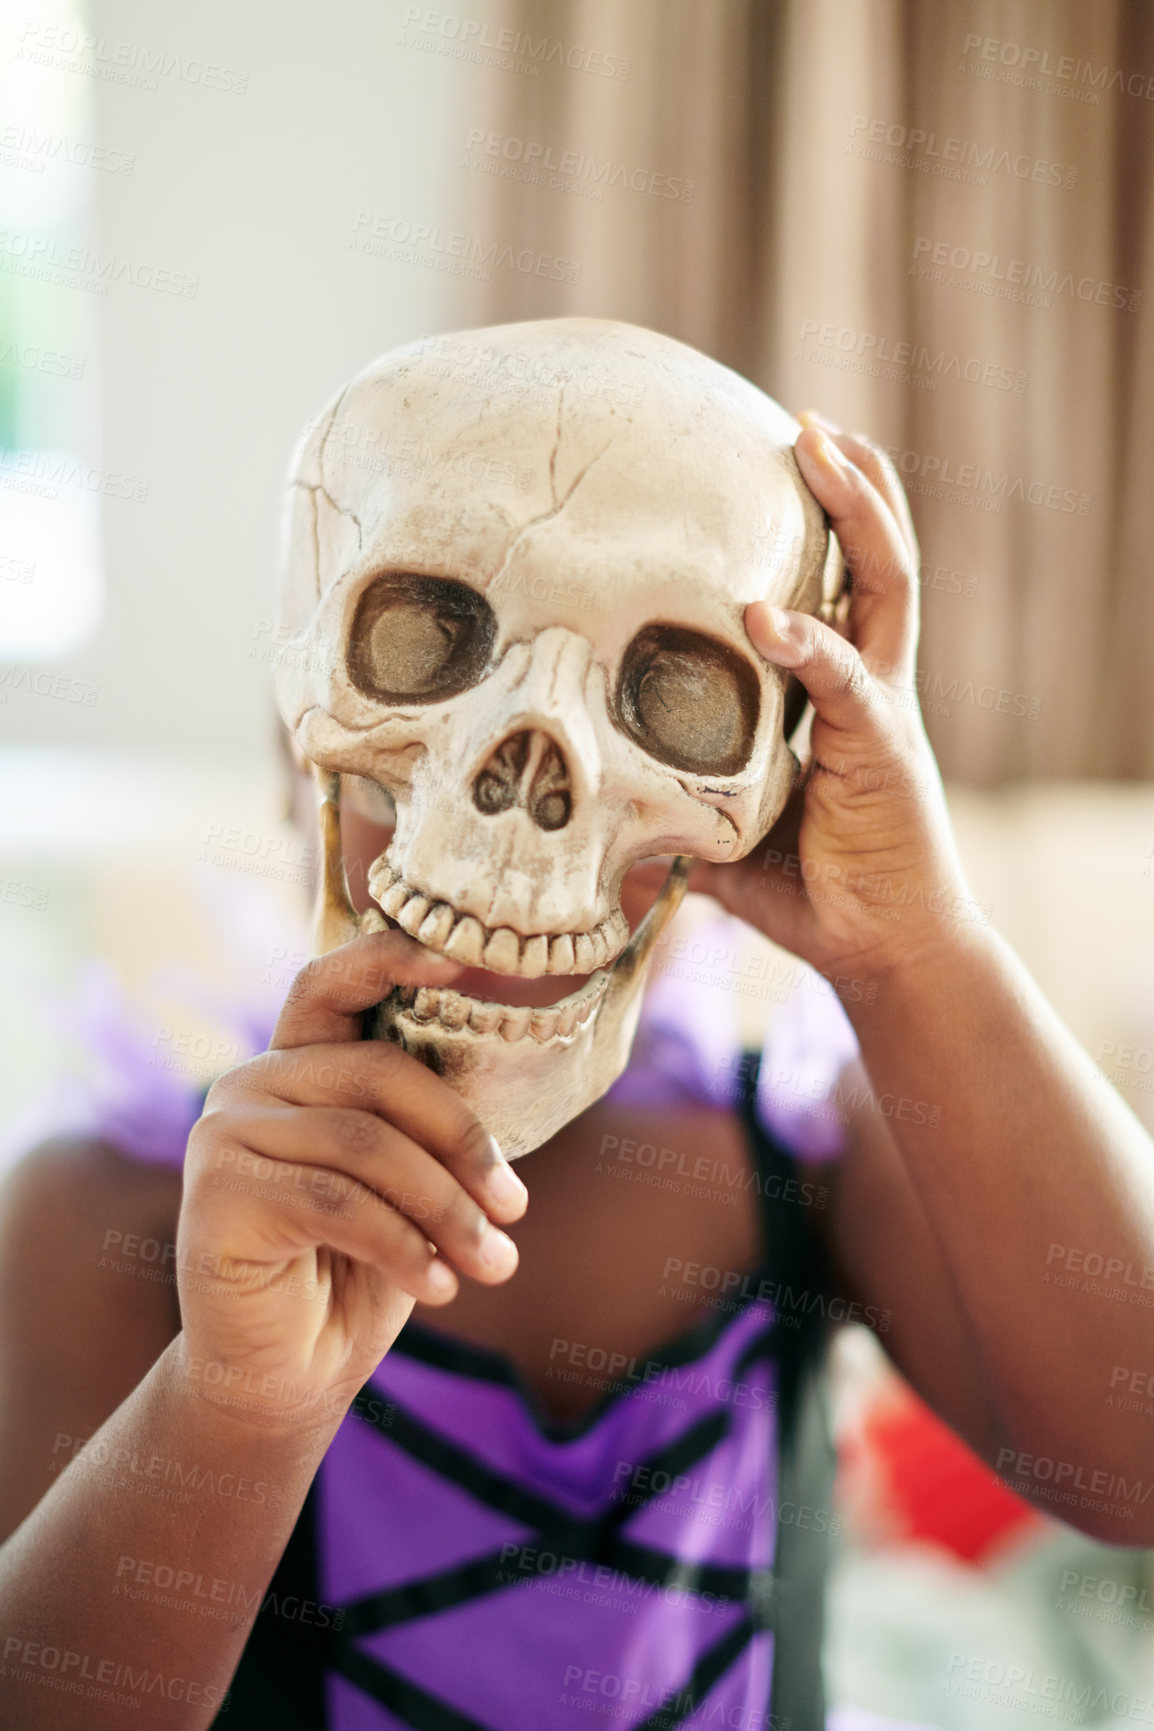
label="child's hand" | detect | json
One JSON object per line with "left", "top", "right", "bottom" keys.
{"left": 175, "top": 931, "right": 527, "bottom": 1430}
{"left": 685, "top": 416, "right": 972, "bottom": 981}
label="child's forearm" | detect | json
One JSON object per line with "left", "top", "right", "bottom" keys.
{"left": 847, "top": 922, "right": 1154, "bottom": 1535}
{"left": 0, "top": 1334, "right": 344, "bottom": 1730}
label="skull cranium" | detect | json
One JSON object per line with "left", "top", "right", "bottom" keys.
{"left": 275, "top": 318, "right": 842, "bottom": 1158}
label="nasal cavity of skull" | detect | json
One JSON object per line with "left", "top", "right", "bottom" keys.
{"left": 473, "top": 730, "right": 571, "bottom": 832}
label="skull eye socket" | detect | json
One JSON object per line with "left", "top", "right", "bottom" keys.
{"left": 617, "top": 625, "right": 758, "bottom": 777}
{"left": 348, "top": 574, "right": 495, "bottom": 703}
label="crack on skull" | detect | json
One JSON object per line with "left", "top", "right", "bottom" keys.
{"left": 320, "top": 482, "right": 365, "bottom": 550}
{"left": 487, "top": 394, "right": 613, "bottom": 597}
{"left": 298, "top": 396, "right": 343, "bottom": 602}
{"left": 290, "top": 478, "right": 366, "bottom": 592}
{"left": 302, "top": 484, "right": 320, "bottom": 605}
{"left": 675, "top": 777, "right": 741, "bottom": 843}
{"left": 548, "top": 385, "right": 565, "bottom": 508}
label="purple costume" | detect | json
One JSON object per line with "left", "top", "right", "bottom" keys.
{"left": 29, "top": 920, "right": 877, "bottom": 1730}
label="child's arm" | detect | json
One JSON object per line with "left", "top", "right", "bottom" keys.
{"left": 689, "top": 420, "right": 1154, "bottom": 1543}
{"left": 0, "top": 929, "right": 528, "bottom": 1728}
{"left": 0, "top": 1336, "right": 340, "bottom": 1727}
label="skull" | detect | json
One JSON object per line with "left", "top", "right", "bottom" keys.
{"left": 275, "top": 318, "right": 842, "bottom": 1159}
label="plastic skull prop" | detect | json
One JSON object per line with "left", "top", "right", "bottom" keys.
{"left": 275, "top": 318, "right": 842, "bottom": 1158}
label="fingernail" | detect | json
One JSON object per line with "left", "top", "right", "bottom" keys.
{"left": 800, "top": 409, "right": 843, "bottom": 434}
{"left": 486, "top": 1158, "right": 528, "bottom": 1211}
{"left": 427, "top": 1257, "right": 457, "bottom": 1296}
{"left": 749, "top": 603, "right": 801, "bottom": 668}
{"left": 809, "top": 429, "right": 849, "bottom": 472}
{"left": 480, "top": 1226, "right": 519, "bottom": 1276}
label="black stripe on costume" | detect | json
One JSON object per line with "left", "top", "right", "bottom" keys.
{"left": 341, "top": 1533, "right": 765, "bottom": 1640}
{"left": 353, "top": 1379, "right": 734, "bottom": 1540}
{"left": 393, "top": 1292, "right": 786, "bottom": 1442}
{"left": 604, "top": 1409, "right": 730, "bottom": 1531}
{"left": 333, "top": 1609, "right": 762, "bottom": 1731}
{"left": 356, "top": 1392, "right": 593, "bottom": 1529}
{"left": 334, "top": 1643, "right": 498, "bottom": 1731}
{"left": 340, "top": 1407, "right": 754, "bottom": 1636}
{"left": 631, "top": 1614, "right": 760, "bottom": 1731}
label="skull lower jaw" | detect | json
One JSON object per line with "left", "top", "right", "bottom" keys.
{"left": 364, "top": 858, "right": 689, "bottom": 1159}
{"left": 366, "top": 982, "right": 637, "bottom": 1161}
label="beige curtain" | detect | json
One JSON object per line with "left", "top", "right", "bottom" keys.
{"left": 467, "top": 0, "right": 1154, "bottom": 783}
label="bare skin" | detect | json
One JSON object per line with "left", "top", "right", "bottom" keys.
{"left": 1, "top": 418, "right": 1152, "bottom": 1729}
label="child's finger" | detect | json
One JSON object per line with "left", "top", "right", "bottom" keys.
{"left": 745, "top": 601, "right": 885, "bottom": 742}
{"left": 271, "top": 928, "right": 464, "bottom": 1050}
{"left": 188, "top": 1140, "right": 463, "bottom": 1308}
{"left": 799, "top": 411, "right": 919, "bottom": 563}
{"left": 794, "top": 426, "right": 918, "bottom": 684}
{"left": 217, "top": 1041, "right": 527, "bottom": 1223}
{"left": 192, "top": 1103, "right": 520, "bottom": 1286}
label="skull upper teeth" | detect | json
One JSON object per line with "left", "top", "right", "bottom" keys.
{"left": 366, "top": 856, "right": 629, "bottom": 978}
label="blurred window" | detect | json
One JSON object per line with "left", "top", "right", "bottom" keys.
{"left": 0, "top": 0, "right": 104, "bottom": 658}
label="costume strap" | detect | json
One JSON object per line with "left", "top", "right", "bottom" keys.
{"left": 738, "top": 1048, "right": 837, "bottom": 1731}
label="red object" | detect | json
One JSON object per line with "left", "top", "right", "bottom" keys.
{"left": 859, "top": 1393, "right": 1044, "bottom": 1565}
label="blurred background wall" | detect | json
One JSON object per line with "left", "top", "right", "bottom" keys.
{"left": 4, "top": 0, "right": 1153, "bottom": 1129}
{"left": 3, "top": 1, "right": 1154, "bottom": 1723}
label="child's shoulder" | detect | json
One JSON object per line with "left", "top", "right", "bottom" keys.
{"left": 0, "top": 1133, "right": 182, "bottom": 1259}
{"left": 0, "top": 1137, "right": 181, "bottom": 1540}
